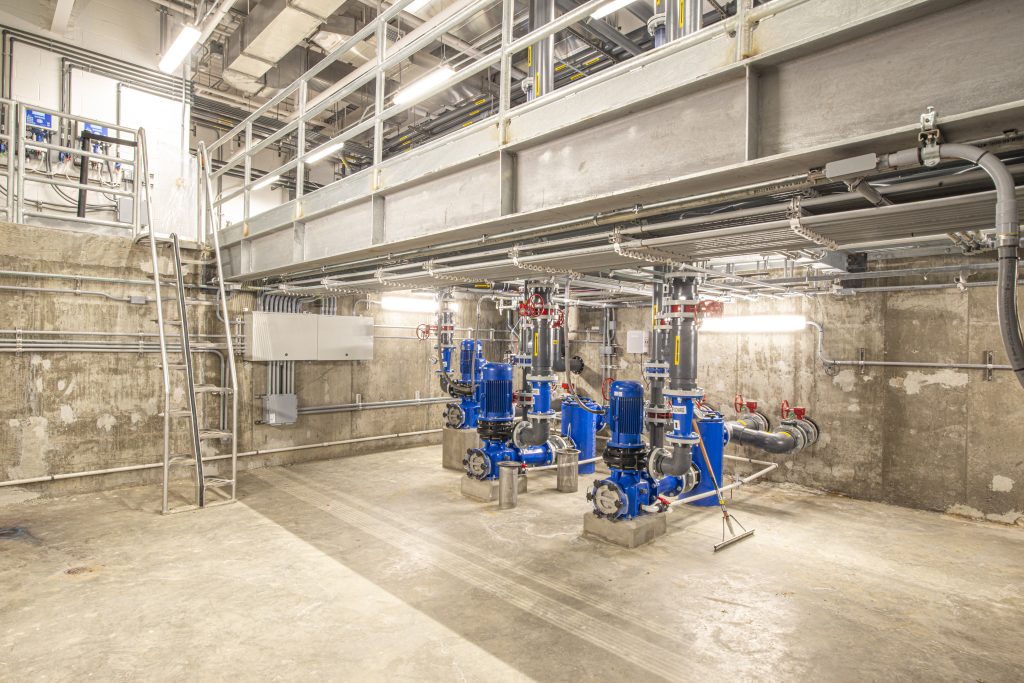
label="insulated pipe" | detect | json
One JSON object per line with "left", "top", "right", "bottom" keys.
{"left": 938, "top": 144, "right": 1024, "bottom": 389}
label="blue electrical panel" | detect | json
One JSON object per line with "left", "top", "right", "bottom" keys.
{"left": 25, "top": 110, "right": 53, "bottom": 129}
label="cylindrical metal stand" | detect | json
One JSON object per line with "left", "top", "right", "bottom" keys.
{"left": 498, "top": 461, "right": 520, "bottom": 509}
{"left": 555, "top": 447, "right": 580, "bottom": 492}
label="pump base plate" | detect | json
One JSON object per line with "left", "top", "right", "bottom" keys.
{"left": 582, "top": 511, "right": 667, "bottom": 549}
{"left": 442, "top": 426, "right": 482, "bottom": 471}
{"left": 460, "top": 475, "right": 527, "bottom": 502}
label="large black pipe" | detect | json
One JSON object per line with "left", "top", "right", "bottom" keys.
{"left": 657, "top": 275, "right": 698, "bottom": 476}
{"left": 727, "top": 424, "right": 797, "bottom": 454}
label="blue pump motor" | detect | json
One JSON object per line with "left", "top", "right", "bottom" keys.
{"left": 459, "top": 339, "right": 485, "bottom": 381}
{"left": 464, "top": 362, "right": 516, "bottom": 479}
{"left": 478, "top": 361, "right": 514, "bottom": 423}
{"left": 445, "top": 340, "right": 486, "bottom": 429}
{"left": 606, "top": 380, "right": 645, "bottom": 449}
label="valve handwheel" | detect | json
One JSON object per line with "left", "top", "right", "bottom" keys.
{"left": 733, "top": 394, "right": 744, "bottom": 414}
{"left": 601, "top": 377, "right": 614, "bottom": 401}
{"left": 415, "top": 323, "right": 432, "bottom": 341}
{"left": 780, "top": 399, "right": 791, "bottom": 420}
{"left": 526, "top": 292, "right": 546, "bottom": 316}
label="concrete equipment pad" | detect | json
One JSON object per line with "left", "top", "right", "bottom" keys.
{"left": 582, "top": 510, "right": 668, "bottom": 548}
{"left": 442, "top": 426, "right": 481, "bottom": 470}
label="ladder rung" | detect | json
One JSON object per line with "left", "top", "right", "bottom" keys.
{"left": 168, "top": 454, "right": 196, "bottom": 466}
{"left": 204, "top": 477, "right": 234, "bottom": 488}
{"left": 158, "top": 408, "right": 192, "bottom": 418}
{"left": 199, "top": 429, "right": 231, "bottom": 440}
{"left": 194, "top": 384, "right": 232, "bottom": 394}
{"left": 180, "top": 257, "right": 215, "bottom": 266}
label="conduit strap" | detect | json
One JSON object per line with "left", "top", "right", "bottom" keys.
{"left": 509, "top": 246, "right": 585, "bottom": 279}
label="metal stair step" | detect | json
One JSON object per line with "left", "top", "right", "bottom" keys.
{"left": 194, "top": 384, "right": 233, "bottom": 394}
{"left": 198, "top": 429, "right": 232, "bottom": 440}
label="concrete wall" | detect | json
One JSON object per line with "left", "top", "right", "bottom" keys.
{"left": 572, "top": 267, "right": 1024, "bottom": 525}
{"left": 0, "top": 222, "right": 504, "bottom": 501}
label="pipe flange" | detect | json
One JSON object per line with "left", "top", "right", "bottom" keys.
{"left": 588, "top": 480, "right": 626, "bottom": 519}
{"left": 646, "top": 13, "right": 665, "bottom": 36}
{"left": 527, "top": 373, "right": 558, "bottom": 383}
{"left": 444, "top": 402, "right": 466, "bottom": 429}
{"left": 464, "top": 448, "right": 492, "bottom": 480}
{"left": 665, "top": 434, "right": 700, "bottom": 447}
{"left": 664, "top": 388, "right": 704, "bottom": 399}
{"left": 527, "top": 411, "right": 557, "bottom": 422}
{"left": 512, "top": 354, "right": 533, "bottom": 367}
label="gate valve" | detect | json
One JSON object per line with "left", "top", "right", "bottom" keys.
{"left": 415, "top": 323, "right": 436, "bottom": 340}
{"left": 733, "top": 394, "right": 745, "bottom": 413}
{"left": 780, "top": 399, "right": 791, "bottom": 419}
{"left": 525, "top": 292, "right": 547, "bottom": 317}
{"left": 793, "top": 406, "right": 807, "bottom": 420}
{"left": 745, "top": 400, "right": 759, "bottom": 413}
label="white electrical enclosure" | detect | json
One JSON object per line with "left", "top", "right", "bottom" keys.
{"left": 626, "top": 330, "right": 648, "bottom": 354}
{"left": 244, "top": 313, "right": 374, "bottom": 361}
{"left": 318, "top": 316, "right": 375, "bottom": 360}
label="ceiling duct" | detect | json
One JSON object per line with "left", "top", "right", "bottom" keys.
{"left": 224, "top": 0, "right": 350, "bottom": 82}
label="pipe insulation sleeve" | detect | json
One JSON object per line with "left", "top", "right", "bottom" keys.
{"left": 938, "top": 144, "right": 1024, "bottom": 387}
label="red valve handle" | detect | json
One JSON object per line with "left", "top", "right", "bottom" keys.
{"left": 552, "top": 308, "right": 565, "bottom": 328}
{"left": 601, "top": 377, "right": 614, "bottom": 401}
{"left": 415, "top": 323, "right": 432, "bottom": 341}
{"left": 733, "top": 394, "right": 744, "bottom": 414}
{"left": 745, "top": 400, "right": 758, "bottom": 413}
{"left": 793, "top": 406, "right": 807, "bottom": 420}
{"left": 780, "top": 399, "right": 791, "bottom": 419}
{"left": 526, "top": 292, "right": 546, "bottom": 316}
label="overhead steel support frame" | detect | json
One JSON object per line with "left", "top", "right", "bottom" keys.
{"left": 211, "top": 0, "right": 1024, "bottom": 282}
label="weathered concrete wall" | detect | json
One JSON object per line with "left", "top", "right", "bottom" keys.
{"left": 0, "top": 222, "right": 503, "bottom": 500}
{"left": 573, "top": 267, "right": 1024, "bottom": 525}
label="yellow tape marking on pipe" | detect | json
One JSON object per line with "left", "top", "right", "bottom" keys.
{"left": 674, "top": 334, "right": 680, "bottom": 365}
{"left": 680, "top": 0, "right": 685, "bottom": 28}
{"left": 534, "top": 331, "right": 539, "bottom": 357}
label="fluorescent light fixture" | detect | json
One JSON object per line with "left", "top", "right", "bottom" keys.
{"left": 158, "top": 25, "right": 201, "bottom": 74}
{"left": 700, "top": 314, "right": 808, "bottom": 334}
{"left": 404, "top": 0, "right": 433, "bottom": 13}
{"left": 393, "top": 66, "right": 455, "bottom": 106}
{"left": 252, "top": 173, "right": 281, "bottom": 191}
{"left": 591, "top": 0, "right": 636, "bottom": 19}
{"left": 381, "top": 295, "right": 439, "bottom": 314}
{"left": 305, "top": 140, "right": 345, "bottom": 164}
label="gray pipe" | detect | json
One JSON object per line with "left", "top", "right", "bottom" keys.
{"left": 519, "top": 283, "right": 553, "bottom": 447}
{"left": 727, "top": 423, "right": 796, "bottom": 454}
{"left": 658, "top": 275, "right": 698, "bottom": 476}
{"left": 938, "top": 144, "right": 1024, "bottom": 389}
{"left": 648, "top": 268, "right": 667, "bottom": 449}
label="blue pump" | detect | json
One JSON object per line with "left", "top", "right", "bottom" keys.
{"left": 588, "top": 380, "right": 726, "bottom": 520}
{"left": 443, "top": 339, "right": 485, "bottom": 429}
{"left": 464, "top": 362, "right": 604, "bottom": 481}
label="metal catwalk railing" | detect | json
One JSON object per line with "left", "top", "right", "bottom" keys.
{"left": 0, "top": 97, "right": 148, "bottom": 235}
{"left": 202, "top": 0, "right": 783, "bottom": 231}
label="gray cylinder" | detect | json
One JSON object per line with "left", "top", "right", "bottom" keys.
{"left": 498, "top": 461, "right": 520, "bottom": 509}
{"left": 555, "top": 446, "right": 580, "bottom": 493}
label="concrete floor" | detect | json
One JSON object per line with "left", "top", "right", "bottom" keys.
{"left": 2, "top": 445, "right": 1023, "bottom": 681}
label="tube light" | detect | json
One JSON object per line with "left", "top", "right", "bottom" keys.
{"left": 700, "top": 314, "right": 808, "bottom": 334}
{"left": 305, "top": 140, "right": 345, "bottom": 164}
{"left": 393, "top": 66, "right": 455, "bottom": 106}
{"left": 591, "top": 0, "right": 637, "bottom": 19}
{"left": 252, "top": 173, "right": 281, "bottom": 191}
{"left": 404, "top": 0, "right": 433, "bottom": 13}
{"left": 158, "top": 25, "right": 201, "bottom": 74}
{"left": 381, "top": 295, "right": 439, "bottom": 314}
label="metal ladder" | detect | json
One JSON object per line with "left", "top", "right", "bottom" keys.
{"left": 137, "top": 129, "right": 240, "bottom": 514}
